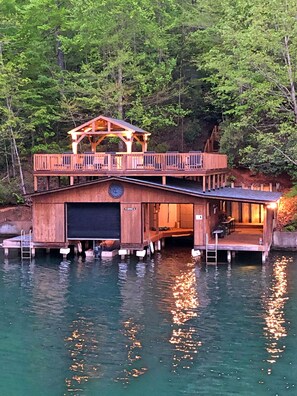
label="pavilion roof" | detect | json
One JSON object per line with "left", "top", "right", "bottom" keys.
{"left": 68, "top": 115, "right": 150, "bottom": 137}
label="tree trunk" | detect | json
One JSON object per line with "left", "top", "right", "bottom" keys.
{"left": 284, "top": 35, "right": 297, "bottom": 124}
{"left": 55, "top": 30, "right": 65, "bottom": 71}
{"left": 117, "top": 64, "right": 125, "bottom": 151}
{"left": 117, "top": 64, "right": 123, "bottom": 118}
{"left": 4, "top": 141, "right": 10, "bottom": 182}
{"left": 10, "top": 140, "right": 16, "bottom": 178}
{"left": 0, "top": 42, "right": 27, "bottom": 195}
{"left": 9, "top": 123, "right": 27, "bottom": 196}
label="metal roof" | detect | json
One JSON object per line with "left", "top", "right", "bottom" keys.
{"left": 68, "top": 115, "right": 149, "bottom": 135}
{"left": 106, "top": 117, "right": 147, "bottom": 133}
{"left": 126, "top": 177, "right": 282, "bottom": 203}
{"left": 30, "top": 176, "right": 282, "bottom": 203}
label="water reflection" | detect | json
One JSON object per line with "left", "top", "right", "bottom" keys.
{"left": 116, "top": 261, "right": 149, "bottom": 384}
{"left": 2, "top": 258, "right": 70, "bottom": 320}
{"left": 262, "top": 256, "right": 290, "bottom": 364}
{"left": 30, "top": 260, "right": 70, "bottom": 320}
{"left": 169, "top": 262, "right": 202, "bottom": 370}
{"left": 116, "top": 319, "right": 147, "bottom": 384}
{"left": 1, "top": 249, "right": 297, "bottom": 396}
{"left": 171, "top": 264, "right": 198, "bottom": 325}
{"left": 65, "top": 317, "right": 103, "bottom": 392}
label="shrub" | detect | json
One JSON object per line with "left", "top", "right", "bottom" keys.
{"left": 0, "top": 179, "right": 25, "bottom": 205}
{"left": 283, "top": 218, "right": 297, "bottom": 232}
{"left": 285, "top": 184, "right": 297, "bottom": 198}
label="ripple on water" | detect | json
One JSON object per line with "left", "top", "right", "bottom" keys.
{"left": 0, "top": 251, "right": 296, "bottom": 395}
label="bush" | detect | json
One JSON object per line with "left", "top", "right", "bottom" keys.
{"left": 285, "top": 184, "right": 297, "bottom": 198}
{"left": 0, "top": 179, "right": 25, "bottom": 205}
{"left": 283, "top": 218, "right": 297, "bottom": 232}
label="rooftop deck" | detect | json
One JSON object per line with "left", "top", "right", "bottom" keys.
{"left": 34, "top": 152, "right": 228, "bottom": 178}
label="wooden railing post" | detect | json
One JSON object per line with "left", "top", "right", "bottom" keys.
{"left": 33, "top": 152, "right": 228, "bottom": 182}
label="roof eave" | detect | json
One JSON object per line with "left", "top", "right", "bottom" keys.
{"left": 28, "top": 176, "right": 282, "bottom": 205}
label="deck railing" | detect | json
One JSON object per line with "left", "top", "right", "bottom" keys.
{"left": 34, "top": 152, "right": 228, "bottom": 174}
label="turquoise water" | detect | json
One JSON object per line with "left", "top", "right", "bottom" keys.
{"left": 0, "top": 246, "right": 296, "bottom": 396}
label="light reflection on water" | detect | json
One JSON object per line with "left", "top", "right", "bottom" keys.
{"left": 116, "top": 260, "right": 149, "bottom": 384}
{"left": 262, "top": 256, "right": 291, "bottom": 365}
{"left": 0, "top": 250, "right": 296, "bottom": 395}
{"left": 65, "top": 317, "right": 103, "bottom": 392}
{"left": 169, "top": 262, "right": 202, "bottom": 370}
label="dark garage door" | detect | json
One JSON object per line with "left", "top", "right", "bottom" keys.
{"left": 67, "top": 203, "right": 120, "bottom": 239}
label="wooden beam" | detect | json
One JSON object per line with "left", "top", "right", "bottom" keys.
{"left": 94, "top": 136, "right": 106, "bottom": 147}
{"left": 126, "top": 140, "right": 132, "bottom": 153}
{"left": 34, "top": 176, "right": 38, "bottom": 192}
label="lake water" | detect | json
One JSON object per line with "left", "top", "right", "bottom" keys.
{"left": 0, "top": 245, "right": 297, "bottom": 396}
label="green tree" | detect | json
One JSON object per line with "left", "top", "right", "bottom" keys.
{"left": 0, "top": 0, "right": 70, "bottom": 154}
{"left": 194, "top": 0, "right": 297, "bottom": 177}
{"left": 61, "top": 0, "right": 188, "bottom": 133}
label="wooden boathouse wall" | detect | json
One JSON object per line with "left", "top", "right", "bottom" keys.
{"left": 32, "top": 179, "right": 210, "bottom": 248}
{"left": 194, "top": 203, "right": 207, "bottom": 247}
{"left": 121, "top": 203, "right": 142, "bottom": 246}
{"left": 33, "top": 202, "right": 65, "bottom": 243}
{"left": 31, "top": 177, "right": 277, "bottom": 258}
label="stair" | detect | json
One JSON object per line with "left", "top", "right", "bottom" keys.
{"left": 21, "top": 229, "right": 32, "bottom": 261}
{"left": 206, "top": 233, "right": 218, "bottom": 264}
{"left": 204, "top": 125, "right": 220, "bottom": 153}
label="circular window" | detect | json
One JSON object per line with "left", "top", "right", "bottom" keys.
{"left": 108, "top": 183, "right": 124, "bottom": 198}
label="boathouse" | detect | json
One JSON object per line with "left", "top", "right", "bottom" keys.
{"left": 22, "top": 115, "right": 282, "bottom": 263}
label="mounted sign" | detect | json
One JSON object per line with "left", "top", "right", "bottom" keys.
{"left": 196, "top": 214, "right": 203, "bottom": 220}
{"left": 124, "top": 207, "right": 136, "bottom": 211}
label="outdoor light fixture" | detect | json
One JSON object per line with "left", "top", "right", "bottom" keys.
{"left": 267, "top": 202, "right": 278, "bottom": 210}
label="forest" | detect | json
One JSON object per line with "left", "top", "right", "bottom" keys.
{"left": 0, "top": 0, "right": 297, "bottom": 202}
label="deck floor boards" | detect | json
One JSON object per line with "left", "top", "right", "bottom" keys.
{"left": 2, "top": 227, "right": 267, "bottom": 254}
{"left": 207, "top": 227, "right": 264, "bottom": 251}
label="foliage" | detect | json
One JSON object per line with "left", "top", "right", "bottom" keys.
{"left": 284, "top": 224, "right": 297, "bottom": 232}
{"left": 278, "top": 192, "right": 297, "bottom": 230}
{"left": 283, "top": 217, "right": 297, "bottom": 232}
{"left": 0, "top": 179, "right": 25, "bottom": 205}
{"left": 194, "top": 0, "right": 297, "bottom": 178}
{"left": 0, "top": 0, "right": 296, "bottom": 196}
{"left": 285, "top": 184, "right": 297, "bottom": 198}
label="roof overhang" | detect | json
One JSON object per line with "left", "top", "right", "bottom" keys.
{"left": 68, "top": 115, "right": 151, "bottom": 140}
{"left": 29, "top": 176, "right": 282, "bottom": 204}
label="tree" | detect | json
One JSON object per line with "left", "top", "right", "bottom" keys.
{"left": 0, "top": 2, "right": 29, "bottom": 195}
{"left": 193, "top": 0, "right": 297, "bottom": 177}
{"left": 60, "top": 0, "right": 188, "bottom": 133}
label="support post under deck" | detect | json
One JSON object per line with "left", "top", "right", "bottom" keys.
{"left": 34, "top": 176, "right": 38, "bottom": 192}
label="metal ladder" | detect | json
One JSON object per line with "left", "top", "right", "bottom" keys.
{"left": 206, "top": 233, "right": 218, "bottom": 265}
{"left": 21, "top": 229, "right": 32, "bottom": 261}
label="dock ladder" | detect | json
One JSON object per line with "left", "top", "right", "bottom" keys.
{"left": 21, "top": 229, "right": 32, "bottom": 261}
{"left": 206, "top": 233, "right": 218, "bottom": 265}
